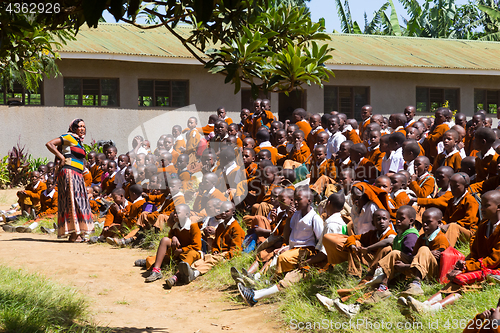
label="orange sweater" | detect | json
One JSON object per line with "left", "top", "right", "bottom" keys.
{"left": 192, "top": 188, "right": 227, "bottom": 213}
{"left": 354, "top": 158, "right": 377, "bottom": 181}
{"left": 466, "top": 220, "right": 500, "bottom": 272}
{"left": 309, "top": 159, "right": 336, "bottom": 184}
{"left": 90, "top": 164, "right": 103, "bottom": 184}
{"left": 185, "top": 128, "right": 201, "bottom": 155}
{"left": 476, "top": 149, "right": 499, "bottom": 182}
{"left": 39, "top": 189, "right": 58, "bottom": 215}
{"left": 255, "top": 145, "right": 279, "bottom": 165}
{"left": 359, "top": 118, "right": 371, "bottom": 140}
{"left": 413, "top": 229, "right": 449, "bottom": 255}
{"left": 168, "top": 221, "right": 202, "bottom": 253}
{"left": 343, "top": 225, "right": 397, "bottom": 250}
{"left": 124, "top": 198, "right": 146, "bottom": 228}
{"left": 443, "top": 192, "right": 479, "bottom": 234}
{"left": 213, "top": 219, "right": 245, "bottom": 258}
{"left": 343, "top": 128, "right": 362, "bottom": 144}
{"left": 393, "top": 191, "right": 410, "bottom": 209}
{"left": 245, "top": 162, "right": 258, "bottom": 179}
{"left": 470, "top": 175, "right": 500, "bottom": 195}
{"left": 295, "top": 120, "right": 312, "bottom": 140}
{"left": 173, "top": 138, "right": 186, "bottom": 153}
{"left": 432, "top": 150, "right": 462, "bottom": 173}
{"left": 286, "top": 142, "right": 311, "bottom": 164}
{"left": 104, "top": 200, "right": 131, "bottom": 227}
{"left": 83, "top": 169, "right": 92, "bottom": 187}
{"left": 409, "top": 173, "right": 436, "bottom": 199}
{"left": 365, "top": 147, "right": 385, "bottom": 172}
{"left": 306, "top": 127, "right": 325, "bottom": 152}
{"left": 424, "top": 123, "right": 449, "bottom": 160}
{"left": 417, "top": 190, "right": 453, "bottom": 211}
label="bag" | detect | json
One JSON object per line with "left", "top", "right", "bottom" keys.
{"left": 242, "top": 233, "right": 257, "bottom": 253}
{"left": 439, "top": 247, "right": 465, "bottom": 284}
{"left": 452, "top": 257, "right": 500, "bottom": 285}
{"left": 294, "top": 163, "right": 309, "bottom": 183}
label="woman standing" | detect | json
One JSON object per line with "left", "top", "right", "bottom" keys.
{"left": 46, "top": 119, "right": 94, "bottom": 242}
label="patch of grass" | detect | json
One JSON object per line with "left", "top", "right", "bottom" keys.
{"left": 115, "top": 299, "right": 129, "bottom": 305}
{"left": 0, "top": 265, "right": 107, "bottom": 333}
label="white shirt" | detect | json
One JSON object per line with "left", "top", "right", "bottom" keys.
{"left": 43, "top": 188, "right": 56, "bottom": 198}
{"left": 259, "top": 141, "right": 273, "bottom": 148}
{"left": 289, "top": 209, "right": 324, "bottom": 249}
{"left": 381, "top": 152, "right": 392, "bottom": 175}
{"left": 172, "top": 217, "right": 192, "bottom": 231}
{"left": 406, "top": 159, "right": 415, "bottom": 175}
{"left": 114, "top": 167, "right": 127, "bottom": 189}
{"left": 326, "top": 131, "right": 346, "bottom": 159}
{"left": 388, "top": 147, "right": 405, "bottom": 173}
{"left": 316, "top": 212, "right": 346, "bottom": 254}
{"left": 201, "top": 217, "right": 221, "bottom": 230}
{"left": 351, "top": 202, "right": 378, "bottom": 235}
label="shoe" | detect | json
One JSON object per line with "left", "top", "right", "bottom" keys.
{"left": 165, "top": 277, "right": 176, "bottom": 289}
{"left": 333, "top": 298, "right": 360, "bottom": 318}
{"left": 135, "top": 259, "right": 147, "bottom": 267}
{"left": 397, "top": 296, "right": 408, "bottom": 307}
{"left": 231, "top": 267, "right": 242, "bottom": 283}
{"left": 487, "top": 274, "right": 500, "bottom": 284}
{"left": 238, "top": 283, "right": 257, "bottom": 307}
{"left": 15, "top": 226, "right": 32, "bottom": 233}
{"left": 178, "top": 262, "right": 196, "bottom": 283}
{"left": 240, "top": 275, "right": 257, "bottom": 288}
{"left": 242, "top": 268, "right": 255, "bottom": 279}
{"left": 145, "top": 270, "right": 163, "bottom": 283}
{"left": 53, "top": 222, "right": 58, "bottom": 230}
{"left": 316, "top": 293, "right": 335, "bottom": 311}
{"left": 363, "top": 289, "right": 393, "bottom": 304}
{"left": 400, "top": 282, "right": 424, "bottom": 297}
{"left": 40, "top": 226, "right": 53, "bottom": 234}
{"left": 2, "top": 224, "right": 15, "bottom": 232}
{"left": 106, "top": 237, "right": 125, "bottom": 247}
{"left": 407, "top": 296, "right": 431, "bottom": 314}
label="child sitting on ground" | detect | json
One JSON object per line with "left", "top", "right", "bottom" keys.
{"left": 90, "top": 188, "right": 130, "bottom": 243}
{"left": 474, "top": 127, "right": 499, "bottom": 182}
{"left": 390, "top": 173, "right": 411, "bottom": 209}
{"left": 176, "top": 201, "right": 245, "bottom": 285}
{"left": 199, "top": 198, "right": 223, "bottom": 253}
{"left": 402, "top": 141, "right": 421, "bottom": 175}
{"left": 139, "top": 204, "right": 202, "bottom": 288}
{"left": 309, "top": 145, "right": 337, "bottom": 199}
{"left": 441, "top": 173, "right": 479, "bottom": 247}
{"left": 17, "top": 171, "right": 46, "bottom": 218}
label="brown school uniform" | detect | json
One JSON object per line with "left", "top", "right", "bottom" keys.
{"left": 476, "top": 148, "right": 499, "bottom": 182}
{"left": 424, "top": 123, "right": 450, "bottom": 160}
{"left": 254, "top": 145, "right": 279, "bottom": 165}
{"left": 173, "top": 137, "right": 186, "bottom": 153}
{"left": 198, "top": 124, "right": 215, "bottom": 136}
{"left": 212, "top": 218, "right": 245, "bottom": 258}
{"left": 39, "top": 188, "right": 58, "bottom": 216}
{"left": 443, "top": 192, "right": 479, "bottom": 246}
{"left": 469, "top": 175, "right": 500, "bottom": 195}
{"left": 309, "top": 159, "right": 337, "bottom": 184}
{"left": 286, "top": 142, "right": 311, "bottom": 164}
{"left": 465, "top": 220, "right": 500, "bottom": 272}
{"left": 404, "top": 119, "right": 416, "bottom": 132}
{"left": 353, "top": 158, "right": 377, "bottom": 181}
{"left": 185, "top": 128, "right": 201, "bottom": 155}
{"left": 245, "top": 162, "right": 258, "bottom": 179}
{"left": 19, "top": 180, "right": 47, "bottom": 207}
{"left": 409, "top": 173, "right": 436, "bottom": 199}
{"left": 101, "top": 200, "right": 131, "bottom": 238}
{"left": 157, "top": 164, "right": 177, "bottom": 175}
{"left": 343, "top": 128, "right": 362, "bottom": 144}
{"left": 365, "top": 146, "right": 384, "bottom": 172}
{"left": 306, "top": 127, "right": 325, "bottom": 151}
{"left": 342, "top": 225, "right": 397, "bottom": 277}
{"left": 192, "top": 187, "right": 227, "bottom": 213}
{"left": 432, "top": 150, "right": 462, "bottom": 173}
{"left": 83, "top": 168, "right": 92, "bottom": 187}
{"left": 101, "top": 173, "right": 117, "bottom": 195}
{"left": 393, "top": 190, "right": 411, "bottom": 209}
{"left": 251, "top": 111, "right": 275, "bottom": 138}
{"left": 123, "top": 197, "right": 146, "bottom": 229}
{"left": 359, "top": 118, "right": 371, "bottom": 139}
{"left": 394, "top": 126, "right": 407, "bottom": 137}
{"left": 378, "top": 228, "right": 449, "bottom": 281}
{"left": 89, "top": 199, "right": 100, "bottom": 216}
{"left": 145, "top": 220, "right": 203, "bottom": 270}
{"left": 417, "top": 190, "right": 453, "bottom": 211}
{"left": 144, "top": 192, "right": 186, "bottom": 230}
{"left": 250, "top": 211, "right": 291, "bottom": 262}
{"left": 295, "top": 119, "right": 312, "bottom": 140}
{"left": 178, "top": 169, "right": 194, "bottom": 192}
{"left": 418, "top": 142, "right": 425, "bottom": 156}
{"left": 277, "top": 142, "right": 288, "bottom": 156}
{"left": 216, "top": 163, "right": 243, "bottom": 192}
{"left": 90, "top": 164, "right": 103, "bottom": 184}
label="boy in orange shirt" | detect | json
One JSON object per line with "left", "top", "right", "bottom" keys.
{"left": 432, "top": 129, "right": 461, "bottom": 172}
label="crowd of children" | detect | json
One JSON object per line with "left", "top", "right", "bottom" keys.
{"left": 6, "top": 101, "right": 500, "bottom": 330}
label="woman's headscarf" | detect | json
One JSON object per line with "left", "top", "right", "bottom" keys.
{"left": 68, "top": 118, "right": 85, "bottom": 141}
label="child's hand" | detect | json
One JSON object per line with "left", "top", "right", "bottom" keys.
{"left": 173, "top": 248, "right": 183, "bottom": 256}
{"left": 447, "top": 269, "right": 462, "bottom": 280}
{"left": 430, "top": 250, "right": 441, "bottom": 261}
{"left": 171, "top": 237, "right": 181, "bottom": 249}
{"left": 454, "top": 260, "right": 466, "bottom": 271}
{"left": 410, "top": 174, "right": 418, "bottom": 182}
{"left": 408, "top": 197, "right": 418, "bottom": 206}
{"left": 350, "top": 245, "right": 358, "bottom": 253}
{"left": 359, "top": 247, "right": 369, "bottom": 255}
{"left": 394, "top": 260, "right": 408, "bottom": 273}
{"left": 206, "top": 226, "right": 216, "bottom": 235}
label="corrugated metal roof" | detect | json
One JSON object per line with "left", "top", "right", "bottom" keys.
{"left": 60, "top": 23, "right": 500, "bottom": 71}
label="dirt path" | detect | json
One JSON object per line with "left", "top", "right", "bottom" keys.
{"left": 0, "top": 231, "right": 285, "bottom": 333}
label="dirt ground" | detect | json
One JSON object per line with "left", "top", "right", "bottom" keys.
{"left": 0, "top": 190, "right": 286, "bottom": 333}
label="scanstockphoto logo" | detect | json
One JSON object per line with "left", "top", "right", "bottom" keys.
{"left": 126, "top": 104, "right": 249, "bottom": 209}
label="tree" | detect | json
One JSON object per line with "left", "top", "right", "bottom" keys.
{"left": 478, "top": 1, "right": 500, "bottom": 40}
{"left": 0, "top": 0, "right": 333, "bottom": 98}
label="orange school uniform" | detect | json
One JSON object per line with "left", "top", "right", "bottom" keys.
{"left": 476, "top": 148, "right": 499, "bottom": 182}
{"left": 306, "top": 127, "right": 325, "bottom": 152}
{"left": 409, "top": 173, "right": 436, "bottom": 198}
{"left": 212, "top": 218, "right": 245, "bottom": 258}
{"left": 443, "top": 192, "right": 479, "bottom": 234}
{"left": 295, "top": 119, "right": 312, "bottom": 140}
{"left": 365, "top": 146, "right": 384, "bottom": 172}
{"left": 432, "top": 150, "right": 461, "bottom": 173}
{"left": 424, "top": 123, "right": 449, "bottom": 160}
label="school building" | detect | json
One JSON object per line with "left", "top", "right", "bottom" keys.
{"left": 2, "top": 23, "right": 500, "bottom": 158}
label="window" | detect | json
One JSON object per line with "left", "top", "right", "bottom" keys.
{"left": 64, "top": 78, "right": 119, "bottom": 106}
{"left": 138, "top": 80, "right": 188, "bottom": 107}
{"left": 0, "top": 82, "right": 42, "bottom": 105}
{"left": 324, "top": 86, "right": 369, "bottom": 121}
{"left": 475, "top": 89, "right": 500, "bottom": 114}
{"left": 416, "top": 87, "right": 459, "bottom": 112}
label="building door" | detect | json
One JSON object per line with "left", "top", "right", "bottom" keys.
{"left": 279, "top": 89, "right": 307, "bottom": 121}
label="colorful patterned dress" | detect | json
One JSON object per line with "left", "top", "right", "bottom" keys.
{"left": 57, "top": 133, "right": 94, "bottom": 237}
